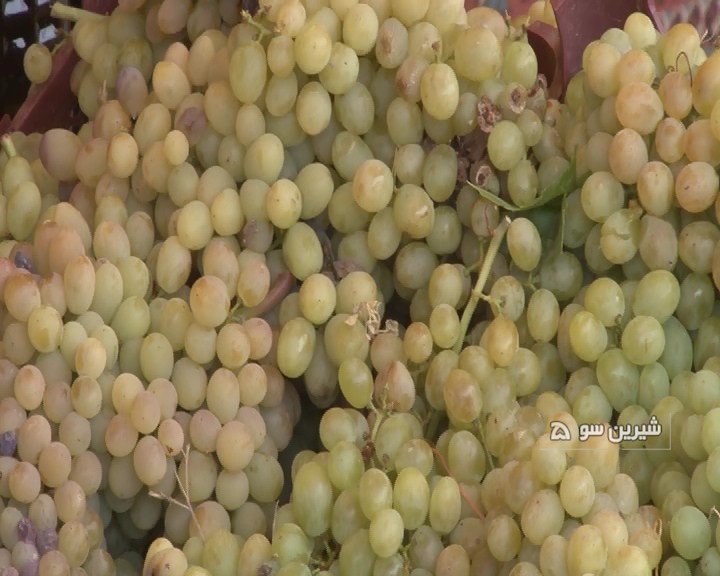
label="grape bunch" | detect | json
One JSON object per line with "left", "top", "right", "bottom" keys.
{"left": 3, "top": 0, "right": 720, "bottom": 575}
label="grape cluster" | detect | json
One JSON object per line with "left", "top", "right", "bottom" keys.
{"left": 4, "top": 0, "right": 720, "bottom": 575}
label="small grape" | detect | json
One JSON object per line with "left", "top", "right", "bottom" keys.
{"left": 16, "top": 518, "right": 36, "bottom": 545}
{"left": 35, "top": 528, "right": 58, "bottom": 555}
{"left": 0, "top": 430, "right": 16, "bottom": 456}
{"left": 23, "top": 43, "right": 52, "bottom": 84}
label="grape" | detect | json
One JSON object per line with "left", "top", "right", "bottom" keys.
{"left": 16, "top": 519, "right": 36, "bottom": 545}
{"left": 671, "top": 506, "right": 711, "bottom": 560}
{"left": 488, "top": 120, "right": 526, "bottom": 171}
{"left": 23, "top": 43, "right": 52, "bottom": 84}
{"left": 13, "top": 250, "right": 35, "bottom": 273}
{"left": 615, "top": 81, "right": 664, "bottom": 134}
{"left": 0, "top": 431, "right": 16, "bottom": 456}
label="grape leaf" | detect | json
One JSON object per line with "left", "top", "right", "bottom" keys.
{"left": 467, "top": 158, "right": 580, "bottom": 213}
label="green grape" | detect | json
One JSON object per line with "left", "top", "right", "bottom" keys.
{"left": 427, "top": 263, "right": 463, "bottom": 309}
{"left": 447, "top": 429, "right": 486, "bottom": 484}
{"left": 433, "top": 543, "right": 470, "bottom": 575}
{"left": 392, "top": 183, "right": 435, "bottom": 239}
{"left": 407, "top": 525, "right": 443, "bottom": 572}
{"left": 600, "top": 208, "right": 642, "bottom": 264}
{"left": 319, "top": 406, "right": 357, "bottom": 450}
{"left": 420, "top": 62, "right": 459, "bottom": 121}
{"left": 271, "top": 522, "right": 313, "bottom": 566}
{"left": 676, "top": 272, "right": 715, "bottom": 331}
{"left": 595, "top": 347, "right": 639, "bottom": 411}
{"left": 352, "top": 158, "right": 394, "bottom": 213}
{"left": 276, "top": 317, "right": 316, "bottom": 378}
{"left": 281, "top": 222, "right": 324, "bottom": 281}
{"left": 615, "top": 80, "right": 663, "bottom": 135}
{"left": 201, "top": 529, "right": 240, "bottom": 576}
{"left": 374, "top": 413, "right": 422, "bottom": 470}
{"left": 422, "top": 144, "right": 457, "bottom": 202}
{"left": 481, "top": 314, "right": 519, "bottom": 368}
{"left": 688, "top": 370, "right": 720, "bottom": 415}
{"left": 338, "top": 528, "right": 375, "bottom": 576}
{"left": 621, "top": 315, "right": 665, "bottom": 366}
{"left": 291, "top": 461, "right": 333, "bottom": 537}
{"left": 338, "top": 357, "right": 374, "bottom": 409}
{"left": 327, "top": 440, "right": 364, "bottom": 491}
{"left": 506, "top": 217, "right": 542, "bottom": 272}
{"left": 572, "top": 383, "right": 613, "bottom": 424}
{"left": 632, "top": 270, "right": 680, "bottom": 322}
{"left": 520, "top": 488, "right": 565, "bottom": 547}
{"left": 331, "top": 488, "right": 369, "bottom": 545}
{"left": 442, "top": 368, "right": 483, "bottom": 425}
{"left": 531, "top": 433, "right": 567, "bottom": 486}
{"left": 454, "top": 26, "right": 501, "bottom": 82}
{"left": 394, "top": 438, "right": 434, "bottom": 477}
{"left": 568, "top": 309, "right": 607, "bottom": 362}
{"left": 538, "top": 251, "right": 584, "bottom": 302}
{"left": 507, "top": 159, "right": 539, "bottom": 208}
{"left": 637, "top": 214, "right": 678, "bottom": 272}
{"left": 323, "top": 313, "right": 371, "bottom": 367}
{"left": 428, "top": 303, "right": 460, "bottom": 349}
{"left": 228, "top": 42, "right": 267, "bottom": 104}
{"left": 487, "top": 120, "right": 526, "bottom": 171}
{"left": 670, "top": 506, "right": 711, "bottom": 560}
{"left": 368, "top": 507, "right": 404, "bottom": 559}
{"left": 343, "top": 3, "right": 379, "bottom": 56}
{"left": 526, "top": 288, "right": 560, "bottom": 343}
{"left": 392, "top": 467, "right": 429, "bottom": 530}
{"left": 428, "top": 476, "right": 461, "bottom": 535}
{"left": 581, "top": 171, "right": 625, "bottom": 223}
{"left": 356, "top": 468, "right": 393, "bottom": 522}
{"left": 486, "top": 514, "right": 522, "bottom": 563}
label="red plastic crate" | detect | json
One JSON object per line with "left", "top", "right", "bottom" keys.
{"left": 0, "top": 0, "right": 117, "bottom": 136}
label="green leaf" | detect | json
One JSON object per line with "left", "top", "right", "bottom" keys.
{"left": 533, "top": 157, "right": 578, "bottom": 207}
{"left": 466, "top": 158, "right": 585, "bottom": 214}
{"left": 467, "top": 183, "right": 523, "bottom": 212}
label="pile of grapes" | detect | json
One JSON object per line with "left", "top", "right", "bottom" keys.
{"left": 2, "top": 0, "right": 720, "bottom": 574}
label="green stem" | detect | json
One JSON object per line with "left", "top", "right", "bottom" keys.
{"left": 554, "top": 192, "right": 567, "bottom": 258}
{"left": 368, "top": 401, "right": 383, "bottom": 443}
{"left": 425, "top": 409, "right": 441, "bottom": 444}
{"left": 366, "top": 400, "right": 385, "bottom": 469}
{"left": 241, "top": 9, "right": 273, "bottom": 41}
{"left": 453, "top": 216, "right": 511, "bottom": 354}
{"left": 50, "top": 3, "right": 105, "bottom": 21}
{"left": 1, "top": 134, "right": 17, "bottom": 158}
{"left": 477, "top": 419, "right": 495, "bottom": 471}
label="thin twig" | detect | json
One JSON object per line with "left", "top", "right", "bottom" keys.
{"left": 453, "top": 216, "right": 511, "bottom": 354}
{"left": 431, "top": 445, "right": 484, "bottom": 520}
{"left": 148, "top": 444, "right": 205, "bottom": 541}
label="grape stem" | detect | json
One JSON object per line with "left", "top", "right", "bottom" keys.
{"left": 368, "top": 400, "right": 384, "bottom": 443}
{"left": 50, "top": 3, "right": 104, "bottom": 21}
{"left": 431, "top": 445, "right": 484, "bottom": 519}
{"left": 148, "top": 444, "right": 205, "bottom": 541}
{"left": 241, "top": 9, "right": 273, "bottom": 41}
{"left": 1, "top": 134, "right": 17, "bottom": 158}
{"left": 231, "top": 271, "right": 294, "bottom": 322}
{"left": 477, "top": 421, "right": 494, "bottom": 471}
{"left": 453, "top": 216, "right": 511, "bottom": 354}
{"left": 424, "top": 409, "right": 442, "bottom": 444}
